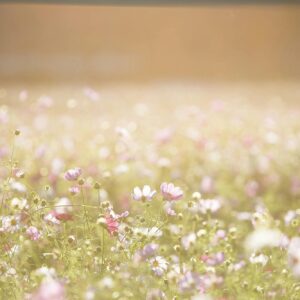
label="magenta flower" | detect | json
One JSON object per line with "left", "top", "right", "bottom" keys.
{"left": 160, "top": 182, "right": 183, "bottom": 201}
{"left": 64, "top": 168, "right": 81, "bottom": 181}
{"left": 105, "top": 215, "right": 119, "bottom": 236}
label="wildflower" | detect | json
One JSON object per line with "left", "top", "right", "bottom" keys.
{"left": 13, "top": 168, "right": 25, "bottom": 178}
{"left": 249, "top": 253, "right": 269, "bottom": 266}
{"left": 200, "top": 176, "right": 214, "bottom": 194}
{"left": 181, "top": 233, "right": 197, "bottom": 250}
{"left": 31, "top": 279, "right": 65, "bottom": 300}
{"left": 34, "top": 266, "right": 56, "bottom": 279}
{"left": 105, "top": 216, "right": 119, "bottom": 235}
{"left": 11, "top": 197, "right": 27, "bottom": 210}
{"left": 134, "top": 244, "right": 159, "bottom": 263}
{"left": 198, "top": 199, "right": 221, "bottom": 214}
{"left": 99, "top": 277, "right": 114, "bottom": 289}
{"left": 10, "top": 181, "right": 27, "bottom": 193}
{"left": 149, "top": 256, "right": 168, "bottom": 276}
{"left": 245, "top": 180, "right": 259, "bottom": 198}
{"left": 155, "top": 128, "right": 173, "bottom": 144}
{"left": 64, "top": 168, "right": 81, "bottom": 181}
{"left": 146, "top": 289, "right": 166, "bottom": 300}
{"left": 288, "top": 237, "right": 300, "bottom": 277}
{"left": 201, "top": 252, "right": 225, "bottom": 266}
{"left": 291, "top": 177, "right": 300, "bottom": 195}
{"left": 160, "top": 182, "right": 183, "bottom": 201}
{"left": 133, "top": 227, "right": 163, "bottom": 238}
{"left": 69, "top": 186, "right": 80, "bottom": 196}
{"left": 244, "top": 228, "right": 285, "bottom": 253}
{"left": 284, "top": 210, "right": 298, "bottom": 226}
{"left": 164, "top": 202, "right": 176, "bottom": 216}
{"left": 132, "top": 185, "right": 156, "bottom": 201}
{"left": 44, "top": 213, "right": 60, "bottom": 225}
{"left": 1, "top": 215, "right": 21, "bottom": 233}
{"left": 26, "top": 226, "right": 41, "bottom": 241}
{"left": 178, "top": 271, "right": 205, "bottom": 293}
{"left": 50, "top": 198, "right": 73, "bottom": 221}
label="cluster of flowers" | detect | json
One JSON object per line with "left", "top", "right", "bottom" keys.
{"left": 1, "top": 86, "right": 300, "bottom": 300}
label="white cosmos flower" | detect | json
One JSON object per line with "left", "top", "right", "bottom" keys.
{"left": 149, "top": 256, "right": 168, "bottom": 276}
{"left": 132, "top": 185, "right": 156, "bottom": 201}
{"left": 244, "top": 228, "right": 285, "bottom": 253}
{"left": 249, "top": 253, "right": 269, "bottom": 266}
{"left": 134, "top": 227, "right": 163, "bottom": 238}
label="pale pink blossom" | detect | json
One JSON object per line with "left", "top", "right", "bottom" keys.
{"left": 26, "top": 226, "right": 41, "bottom": 241}
{"left": 64, "top": 168, "right": 81, "bottom": 181}
{"left": 31, "top": 280, "right": 65, "bottom": 300}
{"left": 245, "top": 180, "right": 259, "bottom": 198}
{"left": 160, "top": 182, "right": 183, "bottom": 201}
{"left": 69, "top": 186, "right": 80, "bottom": 195}
{"left": 198, "top": 199, "right": 221, "bottom": 214}
{"left": 200, "top": 176, "right": 214, "bottom": 194}
{"left": 288, "top": 237, "right": 300, "bottom": 277}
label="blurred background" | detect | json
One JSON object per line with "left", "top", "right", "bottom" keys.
{"left": 0, "top": 3, "right": 299, "bottom": 84}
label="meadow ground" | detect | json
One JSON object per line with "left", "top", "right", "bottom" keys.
{"left": 1, "top": 82, "right": 300, "bottom": 299}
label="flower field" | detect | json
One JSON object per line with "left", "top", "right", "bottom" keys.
{"left": 1, "top": 83, "right": 300, "bottom": 300}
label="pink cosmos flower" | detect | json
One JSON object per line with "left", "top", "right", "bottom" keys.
{"left": 201, "top": 252, "right": 225, "bottom": 266}
{"left": 31, "top": 279, "right": 65, "bottom": 300}
{"left": 26, "top": 226, "right": 41, "bottom": 241}
{"left": 64, "top": 168, "right": 81, "bottom": 181}
{"left": 69, "top": 186, "right": 80, "bottom": 196}
{"left": 105, "top": 216, "right": 119, "bottom": 236}
{"left": 160, "top": 182, "right": 183, "bottom": 201}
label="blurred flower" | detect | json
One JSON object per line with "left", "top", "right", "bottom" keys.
{"left": 201, "top": 252, "right": 225, "bottom": 266}
{"left": 64, "top": 168, "right": 82, "bottom": 181}
{"left": 244, "top": 228, "right": 285, "bottom": 253}
{"left": 52, "top": 198, "right": 73, "bottom": 221}
{"left": 245, "top": 180, "right": 259, "bottom": 198}
{"left": 155, "top": 128, "right": 173, "bottom": 144}
{"left": 11, "top": 197, "right": 27, "bottom": 210}
{"left": 134, "top": 227, "right": 163, "bottom": 238}
{"left": 134, "top": 243, "right": 159, "bottom": 263}
{"left": 198, "top": 199, "right": 221, "bottom": 214}
{"left": 181, "top": 233, "right": 197, "bottom": 250}
{"left": 105, "top": 215, "right": 119, "bottom": 236}
{"left": 200, "top": 176, "right": 214, "bottom": 194}
{"left": 249, "top": 253, "right": 269, "bottom": 266}
{"left": 149, "top": 256, "right": 168, "bottom": 276}
{"left": 69, "top": 186, "right": 80, "bottom": 196}
{"left": 291, "top": 177, "right": 300, "bottom": 196}
{"left": 31, "top": 279, "right": 65, "bottom": 300}
{"left": 146, "top": 289, "right": 166, "bottom": 300}
{"left": 13, "top": 168, "right": 25, "bottom": 179}
{"left": 160, "top": 182, "right": 183, "bottom": 201}
{"left": 26, "top": 226, "right": 41, "bottom": 241}
{"left": 288, "top": 237, "right": 300, "bottom": 277}
{"left": 132, "top": 185, "right": 156, "bottom": 201}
